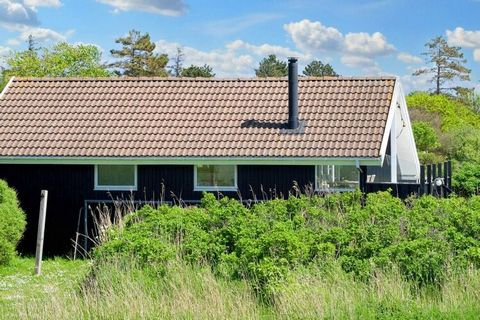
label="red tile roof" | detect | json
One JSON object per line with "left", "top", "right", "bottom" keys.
{"left": 0, "top": 76, "right": 396, "bottom": 158}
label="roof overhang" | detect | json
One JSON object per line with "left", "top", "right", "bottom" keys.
{"left": 0, "top": 156, "right": 383, "bottom": 166}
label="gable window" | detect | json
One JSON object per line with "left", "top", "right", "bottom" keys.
{"left": 94, "top": 165, "right": 137, "bottom": 191}
{"left": 315, "top": 165, "right": 359, "bottom": 191}
{"left": 194, "top": 165, "right": 237, "bottom": 191}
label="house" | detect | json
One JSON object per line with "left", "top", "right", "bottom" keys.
{"left": 0, "top": 58, "right": 419, "bottom": 254}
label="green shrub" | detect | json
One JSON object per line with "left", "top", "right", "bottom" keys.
{"left": 93, "top": 191, "right": 480, "bottom": 296}
{"left": 0, "top": 179, "right": 26, "bottom": 265}
{"left": 407, "top": 92, "right": 480, "bottom": 131}
{"left": 453, "top": 162, "right": 480, "bottom": 196}
{"left": 412, "top": 121, "right": 440, "bottom": 152}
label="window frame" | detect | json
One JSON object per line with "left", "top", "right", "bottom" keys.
{"left": 94, "top": 164, "right": 138, "bottom": 191}
{"left": 193, "top": 164, "right": 238, "bottom": 192}
{"left": 315, "top": 164, "right": 359, "bottom": 192}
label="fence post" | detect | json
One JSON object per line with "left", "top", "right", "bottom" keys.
{"left": 34, "top": 190, "right": 48, "bottom": 275}
{"left": 427, "top": 165, "right": 432, "bottom": 195}
{"left": 438, "top": 163, "right": 443, "bottom": 197}
{"left": 420, "top": 165, "right": 425, "bottom": 196}
{"left": 432, "top": 164, "right": 438, "bottom": 197}
{"left": 447, "top": 161, "right": 452, "bottom": 191}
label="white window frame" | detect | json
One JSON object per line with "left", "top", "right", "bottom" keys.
{"left": 314, "top": 165, "right": 359, "bottom": 192}
{"left": 94, "top": 164, "right": 138, "bottom": 191}
{"left": 194, "top": 165, "right": 238, "bottom": 192}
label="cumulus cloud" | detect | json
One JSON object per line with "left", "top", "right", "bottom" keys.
{"left": 19, "top": 26, "right": 71, "bottom": 42}
{"left": 284, "top": 19, "right": 343, "bottom": 53}
{"left": 155, "top": 40, "right": 254, "bottom": 76}
{"left": 97, "top": 0, "right": 186, "bottom": 16}
{"left": 397, "top": 52, "right": 422, "bottom": 64}
{"left": 227, "top": 40, "right": 309, "bottom": 61}
{"left": 474, "top": 48, "right": 480, "bottom": 62}
{"left": 284, "top": 19, "right": 396, "bottom": 73}
{"left": 23, "top": 0, "right": 61, "bottom": 7}
{"left": 6, "top": 38, "right": 20, "bottom": 46}
{"left": 446, "top": 27, "right": 480, "bottom": 48}
{"left": 446, "top": 27, "right": 480, "bottom": 63}
{"left": 344, "top": 32, "right": 395, "bottom": 56}
{"left": 340, "top": 55, "right": 382, "bottom": 74}
{"left": 400, "top": 73, "right": 431, "bottom": 94}
{"left": 154, "top": 37, "right": 316, "bottom": 77}
{"left": 0, "top": 0, "right": 39, "bottom": 26}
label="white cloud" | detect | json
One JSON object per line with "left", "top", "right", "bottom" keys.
{"left": 340, "top": 55, "right": 382, "bottom": 74}
{"left": 0, "top": 45, "right": 12, "bottom": 67}
{"left": 97, "top": 0, "right": 186, "bottom": 16}
{"left": 0, "top": 0, "right": 39, "bottom": 26}
{"left": 19, "top": 26, "right": 70, "bottom": 42}
{"left": 154, "top": 38, "right": 315, "bottom": 77}
{"left": 0, "top": 45, "right": 11, "bottom": 56}
{"left": 3, "top": 24, "right": 73, "bottom": 43}
{"left": 344, "top": 32, "right": 395, "bottom": 56}
{"left": 155, "top": 40, "right": 255, "bottom": 76}
{"left": 446, "top": 27, "right": 480, "bottom": 48}
{"left": 23, "top": 0, "right": 61, "bottom": 7}
{"left": 6, "top": 38, "right": 20, "bottom": 46}
{"left": 284, "top": 19, "right": 396, "bottom": 73}
{"left": 474, "top": 48, "right": 480, "bottom": 62}
{"left": 284, "top": 19, "right": 343, "bottom": 53}
{"left": 400, "top": 73, "right": 431, "bottom": 94}
{"left": 226, "top": 40, "right": 309, "bottom": 61}
{"left": 397, "top": 52, "right": 422, "bottom": 64}
{"left": 446, "top": 27, "right": 480, "bottom": 63}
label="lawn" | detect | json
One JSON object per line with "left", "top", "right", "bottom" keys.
{"left": 0, "top": 257, "right": 89, "bottom": 320}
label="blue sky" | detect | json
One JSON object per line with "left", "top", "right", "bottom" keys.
{"left": 0, "top": 0, "right": 479, "bottom": 92}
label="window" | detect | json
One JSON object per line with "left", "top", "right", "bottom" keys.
{"left": 194, "top": 165, "right": 237, "bottom": 191}
{"left": 315, "top": 165, "right": 359, "bottom": 191}
{"left": 95, "top": 165, "right": 137, "bottom": 191}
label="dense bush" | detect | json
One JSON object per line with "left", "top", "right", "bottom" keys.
{"left": 453, "top": 162, "right": 480, "bottom": 197}
{"left": 407, "top": 92, "right": 480, "bottom": 131}
{"left": 0, "top": 179, "right": 26, "bottom": 265}
{"left": 412, "top": 121, "right": 440, "bottom": 152}
{"left": 94, "top": 192, "right": 480, "bottom": 295}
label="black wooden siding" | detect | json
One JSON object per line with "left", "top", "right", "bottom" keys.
{"left": 0, "top": 164, "right": 314, "bottom": 255}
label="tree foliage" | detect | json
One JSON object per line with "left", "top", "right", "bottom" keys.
{"left": 255, "top": 55, "right": 287, "bottom": 77}
{"left": 180, "top": 64, "right": 215, "bottom": 77}
{"left": 0, "top": 42, "right": 110, "bottom": 89}
{"left": 110, "top": 29, "right": 168, "bottom": 76}
{"left": 413, "top": 36, "right": 470, "bottom": 94}
{"left": 303, "top": 60, "right": 338, "bottom": 77}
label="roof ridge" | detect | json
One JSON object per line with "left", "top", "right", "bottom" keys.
{"left": 12, "top": 76, "right": 397, "bottom": 82}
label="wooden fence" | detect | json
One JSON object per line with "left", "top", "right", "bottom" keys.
{"left": 419, "top": 161, "right": 452, "bottom": 197}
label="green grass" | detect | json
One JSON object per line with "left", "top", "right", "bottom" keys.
{"left": 1, "top": 257, "right": 480, "bottom": 319}
{"left": 0, "top": 257, "right": 89, "bottom": 319}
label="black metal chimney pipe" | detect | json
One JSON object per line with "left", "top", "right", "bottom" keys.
{"left": 288, "top": 57, "right": 299, "bottom": 129}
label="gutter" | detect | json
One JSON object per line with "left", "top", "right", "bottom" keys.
{"left": 0, "top": 156, "right": 383, "bottom": 166}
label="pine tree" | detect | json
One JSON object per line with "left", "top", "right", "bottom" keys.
{"left": 110, "top": 30, "right": 168, "bottom": 76}
{"left": 168, "top": 46, "right": 184, "bottom": 76}
{"left": 413, "top": 36, "right": 470, "bottom": 94}
{"left": 303, "top": 60, "right": 338, "bottom": 77}
{"left": 27, "top": 35, "right": 38, "bottom": 52}
{"left": 255, "top": 55, "right": 287, "bottom": 77}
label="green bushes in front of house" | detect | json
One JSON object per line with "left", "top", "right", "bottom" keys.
{"left": 0, "top": 179, "right": 26, "bottom": 265}
{"left": 94, "top": 191, "right": 480, "bottom": 296}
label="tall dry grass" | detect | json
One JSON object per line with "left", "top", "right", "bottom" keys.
{"left": 5, "top": 258, "right": 480, "bottom": 320}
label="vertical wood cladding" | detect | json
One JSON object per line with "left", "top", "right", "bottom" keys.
{"left": 0, "top": 164, "right": 314, "bottom": 255}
